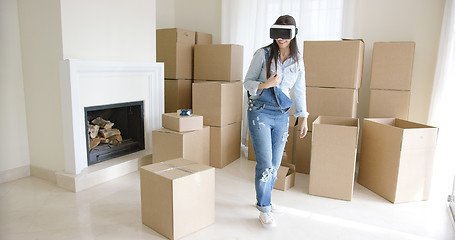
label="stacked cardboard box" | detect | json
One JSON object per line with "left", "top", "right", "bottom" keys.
{"left": 157, "top": 28, "right": 213, "bottom": 113}
{"left": 152, "top": 113, "right": 210, "bottom": 165}
{"left": 140, "top": 158, "right": 215, "bottom": 239}
{"left": 309, "top": 116, "right": 359, "bottom": 201}
{"left": 193, "top": 44, "right": 244, "bottom": 168}
{"left": 291, "top": 40, "right": 364, "bottom": 174}
{"left": 368, "top": 42, "right": 415, "bottom": 119}
{"left": 358, "top": 118, "right": 438, "bottom": 203}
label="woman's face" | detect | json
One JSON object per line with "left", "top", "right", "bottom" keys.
{"left": 276, "top": 39, "right": 291, "bottom": 50}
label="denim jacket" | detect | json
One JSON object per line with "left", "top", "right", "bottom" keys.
{"left": 244, "top": 47, "right": 309, "bottom": 118}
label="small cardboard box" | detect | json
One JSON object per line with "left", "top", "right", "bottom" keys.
{"left": 152, "top": 126, "right": 210, "bottom": 165}
{"left": 194, "top": 44, "right": 243, "bottom": 81}
{"left": 140, "top": 158, "right": 215, "bottom": 240}
{"left": 165, "top": 79, "right": 192, "bottom": 113}
{"left": 192, "top": 81, "right": 243, "bottom": 127}
{"left": 304, "top": 40, "right": 364, "bottom": 89}
{"left": 157, "top": 28, "right": 195, "bottom": 79}
{"left": 309, "top": 116, "right": 359, "bottom": 201}
{"left": 358, "top": 118, "right": 438, "bottom": 203}
{"left": 210, "top": 122, "right": 241, "bottom": 168}
{"left": 368, "top": 89, "right": 410, "bottom": 119}
{"left": 274, "top": 162, "right": 296, "bottom": 191}
{"left": 370, "top": 42, "right": 415, "bottom": 91}
{"left": 306, "top": 87, "right": 358, "bottom": 131}
{"left": 162, "top": 113, "right": 203, "bottom": 132}
{"left": 196, "top": 32, "right": 212, "bottom": 44}
{"left": 294, "top": 131, "right": 312, "bottom": 174}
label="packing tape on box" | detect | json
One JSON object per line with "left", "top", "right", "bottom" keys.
{"left": 156, "top": 161, "right": 196, "bottom": 174}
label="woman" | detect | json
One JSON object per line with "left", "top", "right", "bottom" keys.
{"left": 244, "top": 15, "right": 309, "bottom": 227}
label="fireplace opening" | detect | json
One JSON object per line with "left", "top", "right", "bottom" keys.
{"left": 84, "top": 101, "right": 145, "bottom": 166}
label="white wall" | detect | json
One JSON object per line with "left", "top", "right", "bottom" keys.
{"left": 348, "top": 0, "right": 445, "bottom": 124}
{"left": 60, "top": 0, "right": 156, "bottom": 62}
{"left": 156, "top": 0, "right": 175, "bottom": 29}
{"left": 17, "top": 0, "right": 65, "bottom": 175}
{"left": 0, "top": 0, "right": 30, "bottom": 175}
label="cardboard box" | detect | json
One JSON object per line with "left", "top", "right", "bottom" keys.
{"left": 368, "top": 89, "right": 410, "bottom": 119}
{"left": 210, "top": 122, "right": 241, "bottom": 168}
{"left": 274, "top": 162, "right": 296, "bottom": 191}
{"left": 157, "top": 28, "right": 195, "bottom": 79}
{"left": 152, "top": 126, "right": 210, "bottom": 165}
{"left": 162, "top": 113, "right": 203, "bottom": 132}
{"left": 358, "top": 118, "right": 438, "bottom": 203}
{"left": 140, "top": 158, "right": 215, "bottom": 240}
{"left": 194, "top": 44, "right": 243, "bottom": 81}
{"left": 294, "top": 131, "right": 312, "bottom": 174}
{"left": 370, "top": 42, "right": 415, "bottom": 91}
{"left": 307, "top": 87, "right": 358, "bottom": 131}
{"left": 193, "top": 81, "right": 243, "bottom": 127}
{"left": 309, "top": 116, "right": 359, "bottom": 201}
{"left": 304, "top": 40, "right": 364, "bottom": 89}
{"left": 165, "top": 79, "right": 192, "bottom": 113}
{"left": 196, "top": 32, "right": 212, "bottom": 44}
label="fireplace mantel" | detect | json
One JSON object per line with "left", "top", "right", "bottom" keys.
{"left": 58, "top": 59, "right": 163, "bottom": 191}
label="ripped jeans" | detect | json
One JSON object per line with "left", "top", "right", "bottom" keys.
{"left": 247, "top": 98, "right": 290, "bottom": 213}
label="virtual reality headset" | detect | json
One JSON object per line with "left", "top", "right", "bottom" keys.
{"left": 270, "top": 24, "right": 298, "bottom": 40}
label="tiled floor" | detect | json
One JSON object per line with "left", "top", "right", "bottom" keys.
{"left": 1, "top": 157, "right": 454, "bottom": 240}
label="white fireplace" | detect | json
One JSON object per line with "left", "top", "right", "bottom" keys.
{"left": 57, "top": 59, "right": 164, "bottom": 192}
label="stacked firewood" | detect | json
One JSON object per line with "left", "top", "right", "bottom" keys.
{"left": 88, "top": 117, "right": 123, "bottom": 150}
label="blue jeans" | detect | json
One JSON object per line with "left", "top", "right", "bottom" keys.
{"left": 248, "top": 98, "right": 290, "bottom": 213}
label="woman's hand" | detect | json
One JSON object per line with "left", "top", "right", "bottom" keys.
{"left": 298, "top": 117, "right": 308, "bottom": 138}
{"left": 258, "top": 72, "right": 280, "bottom": 89}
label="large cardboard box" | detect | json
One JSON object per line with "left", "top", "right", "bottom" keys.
{"left": 196, "top": 32, "right": 212, "bottom": 44}
{"left": 368, "top": 89, "right": 410, "bottom": 119}
{"left": 165, "top": 79, "right": 192, "bottom": 113}
{"left": 152, "top": 126, "right": 210, "bottom": 165}
{"left": 294, "top": 131, "right": 312, "bottom": 174}
{"left": 370, "top": 42, "right": 415, "bottom": 91}
{"left": 210, "top": 122, "right": 241, "bottom": 168}
{"left": 194, "top": 44, "right": 243, "bottom": 81}
{"left": 274, "top": 162, "right": 296, "bottom": 191}
{"left": 358, "top": 118, "right": 438, "bottom": 203}
{"left": 304, "top": 40, "right": 364, "bottom": 89}
{"left": 306, "top": 87, "right": 358, "bottom": 131}
{"left": 162, "top": 113, "right": 203, "bottom": 132}
{"left": 157, "top": 28, "right": 195, "bottom": 79}
{"left": 193, "top": 81, "right": 243, "bottom": 127}
{"left": 309, "top": 116, "right": 359, "bottom": 201}
{"left": 140, "top": 158, "right": 215, "bottom": 240}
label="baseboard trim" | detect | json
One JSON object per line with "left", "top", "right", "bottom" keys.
{"left": 56, "top": 150, "right": 152, "bottom": 192}
{"left": 0, "top": 165, "right": 30, "bottom": 184}
{"left": 30, "top": 165, "right": 57, "bottom": 183}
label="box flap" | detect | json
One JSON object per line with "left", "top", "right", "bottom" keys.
{"left": 277, "top": 166, "right": 290, "bottom": 178}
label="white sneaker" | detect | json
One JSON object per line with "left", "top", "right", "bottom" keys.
{"left": 259, "top": 212, "right": 276, "bottom": 228}
{"left": 271, "top": 203, "right": 284, "bottom": 213}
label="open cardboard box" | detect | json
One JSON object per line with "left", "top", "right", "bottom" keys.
{"left": 274, "top": 162, "right": 296, "bottom": 191}
{"left": 309, "top": 116, "right": 359, "bottom": 201}
{"left": 358, "top": 118, "right": 438, "bottom": 203}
